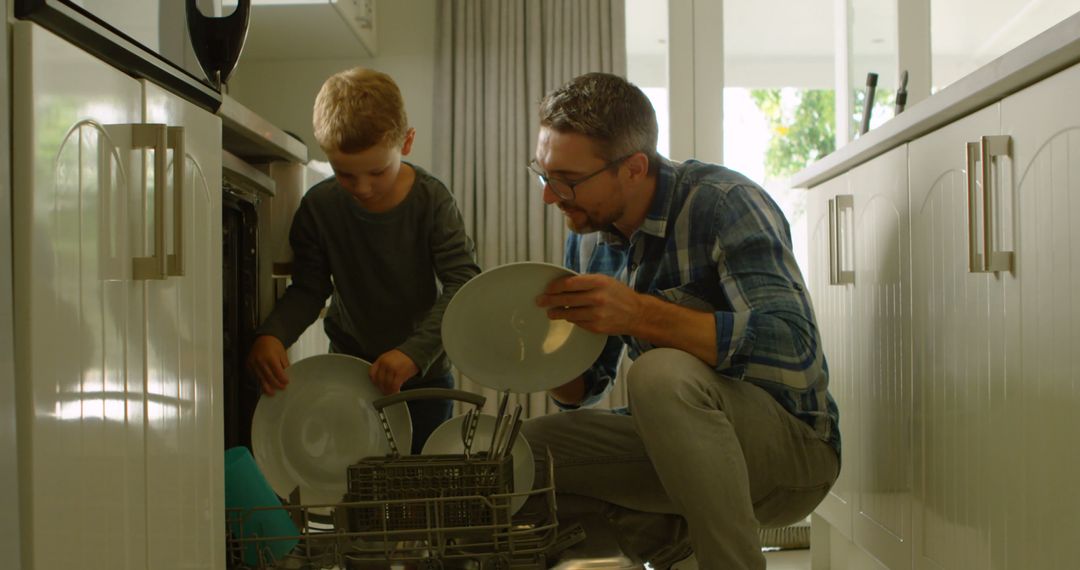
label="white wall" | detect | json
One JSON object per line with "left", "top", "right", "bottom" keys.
{"left": 228, "top": 0, "right": 438, "bottom": 167}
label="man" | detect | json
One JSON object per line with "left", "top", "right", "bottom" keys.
{"left": 523, "top": 72, "right": 840, "bottom": 569}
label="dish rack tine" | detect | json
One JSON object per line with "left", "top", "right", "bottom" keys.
{"left": 373, "top": 388, "right": 488, "bottom": 457}
{"left": 460, "top": 409, "right": 474, "bottom": 458}
{"left": 488, "top": 390, "right": 511, "bottom": 456}
{"left": 465, "top": 406, "right": 481, "bottom": 453}
{"left": 498, "top": 405, "right": 523, "bottom": 460}
{"left": 374, "top": 407, "right": 402, "bottom": 458}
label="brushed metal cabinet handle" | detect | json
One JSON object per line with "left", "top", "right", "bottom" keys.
{"left": 981, "top": 135, "right": 1013, "bottom": 273}
{"left": 966, "top": 141, "right": 984, "bottom": 273}
{"left": 828, "top": 198, "right": 839, "bottom": 285}
{"left": 166, "top": 126, "right": 186, "bottom": 277}
{"left": 129, "top": 123, "right": 169, "bottom": 280}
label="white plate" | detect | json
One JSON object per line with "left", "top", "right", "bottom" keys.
{"left": 251, "top": 354, "right": 412, "bottom": 505}
{"left": 441, "top": 261, "right": 607, "bottom": 393}
{"left": 422, "top": 413, "right": 534, "bottom": 515}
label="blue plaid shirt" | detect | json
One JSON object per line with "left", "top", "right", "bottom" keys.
{"left": 564, "top": 159, "right": 840, "bottom": 455}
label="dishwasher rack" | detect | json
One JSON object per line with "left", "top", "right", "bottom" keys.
{"left": 225, "top": 450, "right": 583, "bottom": 569}
{"left": 226, "top": 388, "right": 584, "bottom": 569}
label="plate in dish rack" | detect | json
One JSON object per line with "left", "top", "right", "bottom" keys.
{"left": 422, "top": 413, "right": 535, "bottom": 515}
{"left": 251, "top": 353, "right": 412, "bottom": 505}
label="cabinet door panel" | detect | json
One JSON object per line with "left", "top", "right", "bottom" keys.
{"left": 909, "top": 104, "right": 1006, "bottom": 570}
{"left": 850, "top": 145, "right": 912, "bottom": 570}
{"left": 143, "top": 80, "right": 224, "bottom": 569}
{"left": 12, "top": 23, "right": 146, "bottom": 569}
{"left": 1002, "top": 60, "right": 1080, "bottom": 570}
{"left": 806, "top": 173, "right": 857, "bottom": 538}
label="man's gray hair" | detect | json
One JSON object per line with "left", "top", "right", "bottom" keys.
{"left": 539, "top": 72, "right": 660, "bottom": 173}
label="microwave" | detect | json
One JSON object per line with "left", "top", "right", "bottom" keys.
{"left": 14, "top": 0, "right": 225, "bottom": 111}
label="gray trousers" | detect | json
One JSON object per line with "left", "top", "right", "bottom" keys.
{"left": 521, "top": 348, "right": 839, "bottom": 569}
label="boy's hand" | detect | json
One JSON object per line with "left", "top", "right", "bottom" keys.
{"left": 246, "top": 335, "right": 291, "bottom": 396}
{"left": 369, "top": 349, "right": 420, "bottom": 395}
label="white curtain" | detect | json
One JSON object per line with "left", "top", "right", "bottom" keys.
{"left": 432, "top": 0, "right": 630, "bottom": 418}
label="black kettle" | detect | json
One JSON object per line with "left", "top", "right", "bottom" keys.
{"left": 187, "top": 0, "right": 251, "bottom": 90}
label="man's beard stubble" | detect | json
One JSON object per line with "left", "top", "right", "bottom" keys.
{"left": 561, "top": 202, "right": 622, "bottom": 235}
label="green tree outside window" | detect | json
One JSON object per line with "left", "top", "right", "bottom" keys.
{"left": 749, "top": 89, "right": 837, "bottom": 180}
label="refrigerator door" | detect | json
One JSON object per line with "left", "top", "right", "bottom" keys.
{"left": 12, "top": 22, "right": 148, "bottom": 569}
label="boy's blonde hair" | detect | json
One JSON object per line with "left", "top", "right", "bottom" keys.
{"left": 313, "top": 67, "right": 409, "bottom": 152}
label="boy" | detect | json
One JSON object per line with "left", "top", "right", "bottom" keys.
{"left": 246, "top": 67, "right": 480, "bottom": 454}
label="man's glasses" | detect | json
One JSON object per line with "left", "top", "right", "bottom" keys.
{"left": 527, "top": 155, "right": 631, "bottom": 202}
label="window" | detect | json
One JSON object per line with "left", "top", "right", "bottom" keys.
{"left": 723, "top": 0, "right": 836, "bottom": 272}
{"left": 626, "top": 0, "right": 670, "bottom": 158}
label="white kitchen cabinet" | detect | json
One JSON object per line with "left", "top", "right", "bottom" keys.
{"left": 12, "top": 22, "right": 223, "bottom": 569}
{"left": 909, "top": 103, "right": 1008, "bottom": 570}
{"left": 849, "top": 145, "right": 912, "bottom": 570}
{"left": 808, "top": 145, "right": 913, "bottom": 570}
{"left": 813, "top": 57, "right": 1080, "bottom": 570}
{"left": 806, "top": 171, "right": 858, "bottom": 539}
{"left": 13, "top": 22, "right": 147, "bottom": 569}
{"left": 907, "top": 60, "right": 1080, "bottom": 570}
{"left": 142, "top": 80, "right": 224, "bottom": 569}
{"left": 998, "top": 59, "right": 1080, "bottom": 569}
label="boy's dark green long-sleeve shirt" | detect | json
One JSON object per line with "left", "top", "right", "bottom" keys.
{"left": 256, "top": 163, "right": 481, "bottom": 382}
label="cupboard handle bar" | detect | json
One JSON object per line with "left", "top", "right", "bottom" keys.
{"left": 966, "top": 141, "right": 983, "bottom": 273}
{"left": 828, "top": 198, "right": 838, "bottom": 285}
{"left": 835, "top": 194, "right": 855, "bottom": 285}
{"left": 131, "top": 123, "right": 169, "bottom": 280}
{"left": 167, "top": 127, "right": 185, "bottom": 277}
{"left": 981, "top": 135, "right": 1014, "bottom": 273}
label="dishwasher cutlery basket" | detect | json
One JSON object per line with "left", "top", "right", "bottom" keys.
{"left": 344, "top": 450, "right": 514, "bottom": 533}
{"left": 225, "top": 388, "right": 583, "bottom": 569}
{"left": 345, "top": 389, "right": 514, "bottom": 534}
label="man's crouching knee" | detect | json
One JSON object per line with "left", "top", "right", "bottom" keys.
{"left": 626, "top": 348, "right": 710, "bottom": 414}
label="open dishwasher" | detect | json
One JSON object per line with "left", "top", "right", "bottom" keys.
{"left": 226, "top": 388, "right": 585, "bottom": 569}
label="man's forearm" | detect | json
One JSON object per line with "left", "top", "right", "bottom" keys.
{"left": 630, "top": 294, "right": 718, "bottom": 367}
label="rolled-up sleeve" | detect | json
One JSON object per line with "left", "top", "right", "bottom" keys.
{"left": 709, "top": 185, "right": 823, "bottom": 390}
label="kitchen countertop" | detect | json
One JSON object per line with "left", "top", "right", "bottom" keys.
{"left": 218, "top": 95, "right": 309, "bottom": 164}
{"left": 790, "top": 10, "right": 1080, "bottom": 190}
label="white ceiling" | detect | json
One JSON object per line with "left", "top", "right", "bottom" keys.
{"left": 233, "top": 2, "right": 375, "bottom": 60}
{"left": 626, "top": 0, "right": 835, "bottom": 58}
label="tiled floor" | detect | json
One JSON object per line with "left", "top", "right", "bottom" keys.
{"left": 550, "top": 513, "right": 813, "bottom": 569}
